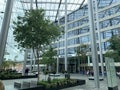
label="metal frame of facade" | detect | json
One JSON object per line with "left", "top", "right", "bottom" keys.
{"left": 0, "top": 0, "right": 120, "bottom": 88}
{"left": 55, "top": 0, "right": 120, "bottom": 73}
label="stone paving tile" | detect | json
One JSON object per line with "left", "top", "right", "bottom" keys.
{"left": 5, "top": 85, "right": 17, "bottom": 90}
{"left": 2, "top": 74, "right": 120, "bottom": 90}
{"left": 61, "top": 74, "right": 120, "bottom": 90}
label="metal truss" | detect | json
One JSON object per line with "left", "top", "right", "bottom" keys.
{"left": 20, "top": 0, "right": 86, "bottom": 21}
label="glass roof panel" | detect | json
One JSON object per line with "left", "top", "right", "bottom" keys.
{"left": 0, "top": 0, "right": 87, "bottom": 60}
{"left": 20, "top": 0, "right": 87, "bottom": 21}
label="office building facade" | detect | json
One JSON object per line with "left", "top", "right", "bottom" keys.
{"left": 53, "top": 0, "right": 120, "bottom": 73}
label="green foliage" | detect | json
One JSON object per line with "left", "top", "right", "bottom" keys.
{"left": 40, "top": 47, "right": 57, "bottom": 65}
{"left": 38, "top": 80, "right": 57, "bottom": 89}
{"left": 75, "top": 44, "right": 89, "bottom": 72}
{"left": 0, "top": 70, "right": 21, "bottom": 79}
{"left": 52, "top": 78, "right": 67, "bottom": 83}
{"left": 75, "top": 44, "right": 89, "bottom": 65}
{"left": 75, "top": 44, "right": 89, "bottom": 58}
{"left": 105, "top": 51, "right": 120, "bottom": 62}
{"left": 108, "top": 35, "right": 120, "bottom": 52}
{"left": 13, "top": 9, "right": 61, "bottom": 49}
{"left": 43, "top": 70, "right": 49, "bottom": 75}
{"left": 1, "top": 60, "right": 16, "bottom": 69}
{"left": 38, "top": 78, "right": 78, "bottom": 89}
{"left": 105, "top": 34, "right": 120, "bottom": 61}
{"left": 13, "top": 8, "right": 61, "bottom": 81}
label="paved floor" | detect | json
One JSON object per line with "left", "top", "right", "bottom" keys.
{"left": 2, "top": 74, "right": 120, "bottom": 90}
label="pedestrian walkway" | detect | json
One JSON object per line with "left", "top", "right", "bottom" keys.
{"left": 61, "top": 74, "right": 120, "bottom": 90}
{"left": 3, "top": 78, "right": 37, "bottom": 90}
{"left": 2, "top": 74, "right": 120, "bottom": 90}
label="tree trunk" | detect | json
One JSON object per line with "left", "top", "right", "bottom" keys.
{"left": 77, "top": 57, "right": 80, "bottom": 73}
{"left": 32, "top": 48, "right": 40, "bottom": 81}
{"left": 36, "top": 50, "right": 40, "bottom": 81}
{"left": 83, "top": 55, "right": 86, "bottom": 75}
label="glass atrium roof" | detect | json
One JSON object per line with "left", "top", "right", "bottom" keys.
{"left": 20, "top": 0, "right": 87, "bottom": 21}
{"left": 0, "top": 0, "right": 87, "bottom": 61}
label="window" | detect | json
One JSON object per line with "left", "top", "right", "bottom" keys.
{"left": 59, "top": 49, "right": 64, "bottom": 55}
{"left": 67, "top": 47, "right": 75, "bottom": 54}
{"left": 81, "top": 35, "right": 89, "bottom": 43}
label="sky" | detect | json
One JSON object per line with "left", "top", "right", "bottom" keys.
{"left": 0, "top": 0, "right": 87, "bottom": 61}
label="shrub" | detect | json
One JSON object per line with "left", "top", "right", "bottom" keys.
{"left": 38, "top": 78, "right": 82, "bottom": 89}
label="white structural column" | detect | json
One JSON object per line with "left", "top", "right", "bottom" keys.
{"left": 29, "top": 0, "right": 34, "bottom": 73}
{"left": 22, "top": 49, "right": 28, "bottom": 76}
{"left": 87, "top": 55, "right": 90, "bottom": 69}
{"left": 88, "top": 0, "right": 100, "bottom": 88}
{"left": 30, "top": 0, "right": 33, "bottom": 9}
{"left": 56, "top": 41, "right": 59, "bottom": 73}
{"left": 0, "top": 0, "right": 14, "bottom": 66}
{"left": 64, "top": 0, "right": 68, "bottom": 71}
{"left": 23, "top": 0, "right": 33, "bottom": 74}
{"left": 94, "top": 0, "right": 104, "bottom": 78}
{"left": 30, "top": 49, "right": 33, "bottom": 72}
{"left": 32, "top": 49, "right": 36, "bottom": 71}
{"left": 56, "top": 11, "right": 60, "bottom": 73}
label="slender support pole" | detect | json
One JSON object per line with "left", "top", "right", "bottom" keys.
{"left": 22, "top": 49, "right": 28, "bottom": 76}
{"left": 56, "top": 49, "right": 59, "bottom": 73}
{"left": 88, "top": 0, "right": 100, "bottom": 88}
{"left": 29, "top": 0, "right": 33, "bottom": 73}
{"left": 30, "top": 49, "right": 33, "bottom": 73}
{"left": 30, "top": 0, "right": 33, "bottom": 10}
{"left": 56, "top": 39, "right": 59, "bottom": 74}
{"left": 64, "top": 0, "right": 68, "bottom": 71}
{"left": 94, "top": 0, "right": 104, "bottom": 79}
{"left": 56, "top": 8, "right": 60, "bottom": 74}
{"left": 33, "top": 49, "right": 36, "bottom": 71}
{"left": 0, "top": 0, "right": 14, "bottom": 67}
{"left": 78, "top": 58, "right": 80, "bottom": 73}
{"left": 87, "top": 55, "right": 90, "bottom": 70}
{"left": 35, "top": 0, "right": 38, "bottom": 9}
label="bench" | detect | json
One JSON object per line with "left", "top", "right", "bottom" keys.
{"left": 88, "top": 77, "right": 104, "bottom": 81}
{"left": 14, "top": 82, "right": 21, "bottom": 88}
{"left": 30, "top": 81, "right": 37, "bottom": 87}
{"left": 49, "top": 73, "right": 60, "bottom": 77}
{"left": 22, "top": 81, "right": 30, "bottom": 88}
{"left": 14, "top": 81, "right": 38, "bottom": 90}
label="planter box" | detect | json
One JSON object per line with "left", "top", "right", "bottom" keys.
{"left": 49, "top": 79, "right": 86, "bottom": 90}
{"left": 0, "top": 75, "right": 37, "bottom": 80}
{"left": 16, "top": 79, "right": 86, "bottom": 90}
{"left": 19, "top": 85, "right": 45, "bottom": 90}
{"left": 76, "top": 79, "right": 86, "bottom": 85}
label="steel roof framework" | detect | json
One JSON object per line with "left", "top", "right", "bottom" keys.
{"left": 20, "top": 0, "right": 87, "bottom": 21}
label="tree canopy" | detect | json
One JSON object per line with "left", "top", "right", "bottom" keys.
{"left": 75, "top": 44, "right": 89, "bottom": 58}
{"left": 1, "top": 60, "right": 16, "bottom": 70}
{"left": 75, "top": 44, "right": 89, "bottom": 71}
{"left": 105, "top": 34, "right": 120, "bottom": 61}
{"left": 40, "top": 47, "right": 57, "bottom": 65}
{"left": 13, "top": 9, "right": 61, "bottom": 49}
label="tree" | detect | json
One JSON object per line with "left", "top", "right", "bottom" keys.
{"left": 40, "top": 46, "right": 57, "bottom": 72}
{"left": 75, "top": 44, "right": 89, "bottom": 73}
{"left": 105, "top": 34, "right": 120, "bottom": 62}
{"left": 1, "top": 60, "right": 15, "bottom": 70}
{"left": 1, "top": 61, "right": 9, "bottom": 70}
{"left": 13, "top": 9, "right": 61, "bottom": 81}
